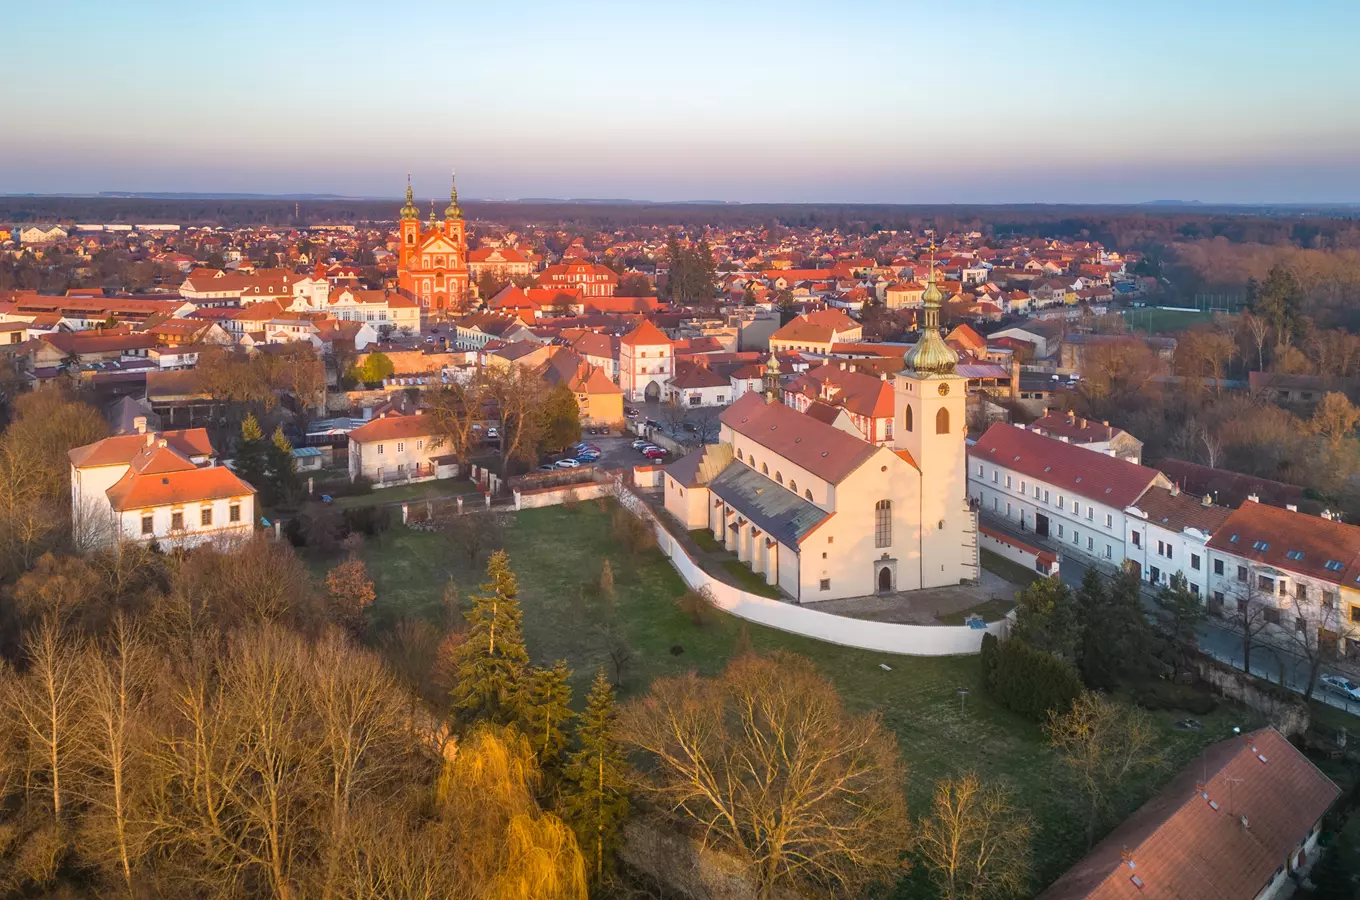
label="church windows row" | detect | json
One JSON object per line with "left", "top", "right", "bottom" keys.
{"left": 903, "top": 405, "right": 950, "bottom": 434}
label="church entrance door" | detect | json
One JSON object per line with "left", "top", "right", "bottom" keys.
{"left": 878, "top": 567, "right": 893, "bottom": 593}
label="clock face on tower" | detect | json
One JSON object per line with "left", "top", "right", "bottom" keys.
{"left": 938, "top": 382, "right": 950, "bottom": 396}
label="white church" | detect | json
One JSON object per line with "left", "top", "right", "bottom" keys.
{"left": 663, "top": 267, "right": 979, "bottom": 602}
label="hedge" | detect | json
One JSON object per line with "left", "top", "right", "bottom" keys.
{"left": 981, "top": 632, "right": 1083, "bottom": 721}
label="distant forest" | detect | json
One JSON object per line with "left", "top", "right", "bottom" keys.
{"left": 3, "top": 196, "right": 1360, "bottom": 251}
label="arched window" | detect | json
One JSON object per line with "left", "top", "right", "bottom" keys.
{"left": 936, "top": 407, "right": 950, "bottom": 434}
{"left": 406, "top": 233, "right": 414, "bottom": 245}
{"left": 737, "top": 448, "right": 744, "bottom": 461}
{"left": 804, "top": 489, "right": 813, "bottom": 501}
{"left": 789, "top": 480, "right": 797, "bottom": 493}
{"left": 875, "top": 500, "right": 892, "bottom": 548}
{"left": 776, "top": 472, "right": 783, "bottom": 485}
{"left": 905, "top": 404, "right": 914, "bottom": 432}
{"left": 762, "top": 463, "right": 769, "bottom": 475}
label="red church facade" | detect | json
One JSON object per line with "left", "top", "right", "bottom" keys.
{"left": 396, "top": 175, "right": 470, "bottom": 315}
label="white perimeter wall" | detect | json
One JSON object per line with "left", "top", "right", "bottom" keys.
{"left": 613, "top": 484, "right": 1010, "bottom": 656}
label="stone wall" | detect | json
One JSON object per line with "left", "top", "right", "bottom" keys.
{"left": 1193, "top": 656, "right": 1310, "bottom": 736}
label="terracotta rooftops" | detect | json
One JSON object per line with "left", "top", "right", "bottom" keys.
{"left": 69, "top": 429, "right": 213, "bottom": 468}
{"left": 720, "top": 392, "right": 877, "bottom": 485}
{"left": 1038, "top": 728, "right": 1337, "bottom": 900}
{"left": 1207, "top": 502, "right": 1360, "bottom": 587}
{"left": 1033, "top": 410, "right": 1127, "bottom": 444}
{"left": 619, "top": 319, "right": 671, "bottom": 348}
{"left": 1129, "top": 486, "right": 1232, "bottom": 536}
{"left": 348, "top": 413, "right": 436, "bottom": 444}
{"left": 106, "top": 465, "right": 254, "bottom": 512}
{"left": 971, "top": 422, "right": 1168, "bottom": 510}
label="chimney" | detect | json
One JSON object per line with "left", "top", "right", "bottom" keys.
{"left": 1080, "top": 417, "right": 1088, "bottom": 428}
{"left": 1102, "top": 420, "right": 1109, "bottom": 427}
{"left": 145, "top": 432, "right": 155, "bottom": 447}
{"left": 1322, "top": 509, "right": 1334, "bottom": 521}
{"left": 1202, "top": 494, "right": 1213, "bottom": 507}
{"left": 1286, "top": 504, "right": 1298, "bottom": 512}
{"left": 1170, "top": 484, "right": 1181, "bottom": 496}
{"left": 157, "top": 439, "right": 168, "bottom": 449}
{"left": 1247, "top": 493, "right": 1260, "bottom": 504}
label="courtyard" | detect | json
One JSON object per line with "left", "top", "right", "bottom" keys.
{"left": 349, "top": 501, "right": 1263, "bottom": 890}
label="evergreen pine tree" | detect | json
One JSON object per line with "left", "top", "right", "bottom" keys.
{"left": 450, "top": 550, "right": 531, "bottom": 726}
{"left": 266, "top": 425, "right": 298, "bottom": 507}
{"left": 1078, "top": 567, "right": 1153, "bottom": 690}
{"left": 559, "top": 669, "right": 630, "bottom": 884}
{"left": 518, "top": 660, "right": 574, "bottom": 770}
{"left": 235, "top": 413, "right": 268, "bottom": 495}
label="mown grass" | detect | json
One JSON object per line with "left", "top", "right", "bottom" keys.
{"left": 355, "top": 502, "right": 1262, "bottom": 890}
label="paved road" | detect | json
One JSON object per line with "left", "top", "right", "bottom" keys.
{"left": 1056, "top": 554, "right": 1360, "bottom": 718}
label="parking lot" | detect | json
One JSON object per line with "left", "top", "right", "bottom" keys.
{"left": 545, "top": 430, "right": 666, "bottom": 473}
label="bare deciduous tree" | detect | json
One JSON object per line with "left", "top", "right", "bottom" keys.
{"left": 1045, "top": 692, "right": 1162, "bottom": 847}
{"left": 7, "top": 617, "right": 86, "bottom": 819}
{"left": 619, "top": 652, "right": 910, "bottom": 899}
{"left": 917, "top": 771, "right": 1033, "bottom": 900}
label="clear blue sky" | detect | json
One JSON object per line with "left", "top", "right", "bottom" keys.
{"left": 4, "top": 0, "right": 1358, "bottom": 203}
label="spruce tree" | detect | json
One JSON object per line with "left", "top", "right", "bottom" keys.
{"left": 450, "top": 550, "right": 531, "bottom": 726}
{"left": 518, "top": 660, "right": 574, "bottom": 770}
{"left": 267, "top": 425, "right": 298, "bottom": 506}
{"left": 560, "top": 669, "right": 630, "bottom": 884}
{"left": 235, "top": 413, "right": 268, "bottom": 495}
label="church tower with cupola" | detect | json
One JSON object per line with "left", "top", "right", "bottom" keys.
{"left": 893, "top": 240, "right": 973, "bottom": 583}
{"left": 395, "top": 172, "right": 470, "bottom": 315}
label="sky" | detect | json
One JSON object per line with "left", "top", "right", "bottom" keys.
{"left": 3, "top": 0, "right": 1359, "bottom": 204}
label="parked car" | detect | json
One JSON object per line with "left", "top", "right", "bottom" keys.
{"left": 319, "top": 494, "right": 333, "bottom": 504}
{"left": 570, "top": 441, "right": 589, "bottom": 452}
{"left": 631, "top": 438, "right": 649, "bottom": 450}
{"left": 683, "top": 422, "right": 698, "bottom": 433}
{"left": 537, "top": 464, "right": 556, "bottom": 472}
{"left": 643, "top": 447, "right": 667, "bottom": 460}
{"left": 554, "top": 459, "right": 581, "bottom": 469}
{"left": 624, "top": 407, "right": 639, "bottom": 419}
{"left": 645, "top": 419, "right": 662, "bottom": 430}
{"left": 485, "top": 427, "right": 500, "bottom": 440}
{"left": 1320, "top": 674, "right": 1360, "bottom": 701}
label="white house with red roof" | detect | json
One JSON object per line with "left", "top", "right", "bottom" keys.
{"left": 768, "top": 309, "right": 862, "bottom": 354}
{"left": 346, "top": 412, "right": 446, "bottom": 485}
{"left": 618, "top": 319, "right": 674, "bottom": 402}
{"left": 68, "top": 424, "right": 255, "bottom": 550}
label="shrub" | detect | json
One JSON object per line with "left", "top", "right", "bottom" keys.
{"left": 1131, "top": 682, "right": 1218, "bottom": 716}
{"left": 982, "top": 636, "right": 1083, "bottom": 722}
{"left": 343, "top": 505, "right": 391, "bottom": 537}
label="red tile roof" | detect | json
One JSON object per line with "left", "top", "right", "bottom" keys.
{"left": 69, "top": 429, "right": 213, "bottom": 468}
{"left": 1207, "top": 502, "right": 1360, "bottom": 586}
{"left": 720, "top": 393, "right": 877, "bottom": 485}
{"left": 106, "top": 465, "right": 255, "bottom": 511}
{"left": 347, "top": 414, "right": 438, "bottom": 444}
{"left": 1038, "top": 728, "right": 1337, "bottom": 900}
{"left": 619, "top": 319, "right": 671, "bottom": 348}
{"left": 970, "top": 423, "right": 1166, "bottom": 509}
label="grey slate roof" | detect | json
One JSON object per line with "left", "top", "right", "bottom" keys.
{"left": 709, "top": 462, "right": 830, "bottom": 547}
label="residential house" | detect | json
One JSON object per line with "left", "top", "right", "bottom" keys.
{"left": 68, "top": 425, "right": 255, "bottom": 549}
{"left": 1031, "top": 410, "right": 1145, "bottom": 463}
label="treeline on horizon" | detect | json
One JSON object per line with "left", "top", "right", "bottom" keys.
{"left": 3, "top": 196, "right": 1360, "bottom": 250}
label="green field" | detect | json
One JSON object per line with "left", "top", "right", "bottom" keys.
{"left": 352, "top": 503, "right": 1261, "bottom": 890}
{"left": 1122, "top": 307, "right": 1232, "bottom": 335}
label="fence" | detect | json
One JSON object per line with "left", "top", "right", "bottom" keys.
{"left": 614, "top": 482, "right": 1012, "bottom": 657}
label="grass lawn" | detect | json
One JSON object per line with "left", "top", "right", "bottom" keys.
{"left": 332, "top": 479, "right": 478, "bottom": 509}
{"left": 720, "top": 559, "right": 781, "bottom": 599}
{"left": 937, "top": 596, "right": 1016, "bottom": 625}
{"left": 1122, "top": 307, "right": 1233, "bottom": 335}
{"left": 354, "top": 502, "right": 1262, "bottom": 890}
{"left": 689, "top": 528, "right": 723, "bottom": 552}
{"left": 981, "top": 548, "right": 1043, "bottom": 588}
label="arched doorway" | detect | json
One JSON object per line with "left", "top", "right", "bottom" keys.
{"left": 878, "top": 566, "right": 894, "bottom": 593}
{"left": 644, "top": 381, "right": 661, "bottom": 401}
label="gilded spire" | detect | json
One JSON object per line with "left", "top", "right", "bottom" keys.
{"left": 763, "top": 352, "right": 781, "bottom": 403}
{"left": 399, "top": 174, "right": 420, "bottom": 220}
{"left": 428, "top": 200, "right": 437, "bottom": 229}
{"left": 444, "top": 169, "right": 462, "bottom": 220}
{"left": 903, "top": 234, "right": 958, "bottom": 378}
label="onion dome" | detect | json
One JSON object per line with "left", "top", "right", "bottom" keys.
{"left": 903, "top": 242, "right": 958, "bottom": 377}
{"left": 399, "top": 175, "right": 419, "bottom": 220}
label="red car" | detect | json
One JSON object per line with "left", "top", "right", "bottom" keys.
{"left": 643, "top": 447, "right": 667, "bottom": 460}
